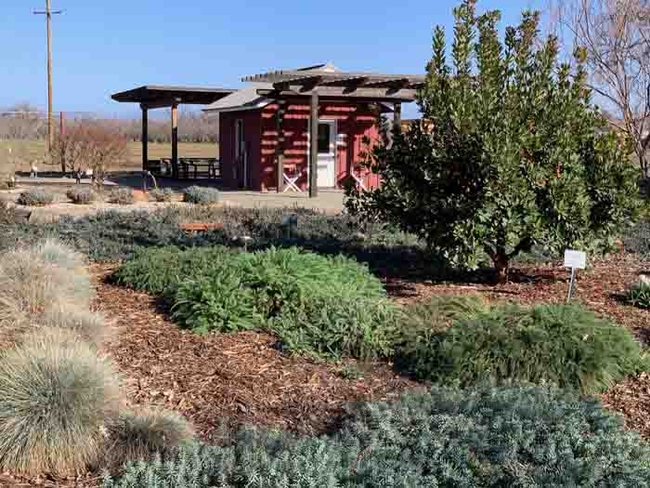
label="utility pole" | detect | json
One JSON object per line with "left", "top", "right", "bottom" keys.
{"left": 34, "top": 0, "right": 62, "bottom": 163}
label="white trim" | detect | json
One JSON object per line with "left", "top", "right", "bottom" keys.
{"left": 204, "top": 99, "right": 271, "bottom": 114}
{"left": 306, "top": 119, "right": 337, "bottom": 188}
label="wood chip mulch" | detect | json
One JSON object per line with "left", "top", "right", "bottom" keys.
{"left": 93, "top": 267, "right": 418, "bottom": 442}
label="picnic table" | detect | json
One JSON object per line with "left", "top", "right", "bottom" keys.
{"left": 152, "top": 158, "right": 220, "bottom": 179}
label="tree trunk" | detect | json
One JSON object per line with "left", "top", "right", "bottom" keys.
{"left": 493, "top": 252, "right": 509, "bottom": 284}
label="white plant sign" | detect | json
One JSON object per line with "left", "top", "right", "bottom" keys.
{"left": 564, "top": 249, "right": 587, "bottom": 302}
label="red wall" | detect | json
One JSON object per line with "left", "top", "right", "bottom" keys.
{"left": 220, "top": 99, "right": 382, "bottom": 191}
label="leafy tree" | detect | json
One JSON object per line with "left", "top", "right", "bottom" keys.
{"left": 346, "top": 0, "right": 640, "bottom": 282}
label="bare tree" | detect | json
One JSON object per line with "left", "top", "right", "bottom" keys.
{"left": 550, "top": 0, "right": 650, "bottom": 178}
{"left": 52, "top": 120, "right": 127, "bottom": 183}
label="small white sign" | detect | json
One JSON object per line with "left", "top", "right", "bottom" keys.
{"left": 564, "top": 249, "right": 587, "bottom": 269}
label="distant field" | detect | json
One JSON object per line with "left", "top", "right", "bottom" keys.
{"left": 0, "top": 140, "right": 218, "bottom": 172}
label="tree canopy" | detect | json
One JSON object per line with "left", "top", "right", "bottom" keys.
{"left": 346, "top": 0, "right": 640, "bottom": 281}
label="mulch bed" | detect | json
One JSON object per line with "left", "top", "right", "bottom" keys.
{"left": 92, "top": 253, "right": 650, "bottom": 445}
{"left": 93, "top": 267, "right": 418, "bottom": 442}
{"left": 389, "top": 252, "right": 650, "bottom": 439}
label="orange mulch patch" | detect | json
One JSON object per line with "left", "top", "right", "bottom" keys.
{"left": 93, "top": 267, "right": 418, "bottom": 442}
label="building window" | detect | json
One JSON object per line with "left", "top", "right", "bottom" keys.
{"left": 317, "top": 123, "right": 331, "bottom": 154}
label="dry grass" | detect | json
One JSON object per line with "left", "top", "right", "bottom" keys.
{"left": 0, "top": 140, "right": 217, "bottom": 172}
{"left": 37, "top": 306, "right": 110, "bottom": 347}
{"left": 0, "top": 328, "right": 121, "bottom": 476}
{"left": 104, "top": 409, "right": 194, "bottom": 470}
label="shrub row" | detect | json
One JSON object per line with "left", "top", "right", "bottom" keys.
{"left": 0, "top": 239, "right": 194, "bottom": 477}
{"left": 0, "top": 206, "right": 429, "bottom": 277}
{"left": 103, "top": 384, "right": 650, "bottom": 487}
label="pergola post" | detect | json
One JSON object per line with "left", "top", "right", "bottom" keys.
{"left": 309, "top": 90, "right": 319, "bottom": 198}
{"left": 171, "top": 103, "right": 179, "bottom": 178}
{"left": 393, "top": 101, "right": 402, "bottom": 134}
{"left": 275, "top": 98, "right": 286, "bottom": 192}
{"left": 140, "top": 104, "right": 149, "bottom": 171}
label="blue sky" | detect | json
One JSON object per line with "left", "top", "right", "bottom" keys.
{"left": 2, "top": 0, "right": 541, "bottom": 118}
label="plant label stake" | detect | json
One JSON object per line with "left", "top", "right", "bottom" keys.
{"left": 564, "top": 249, "right": 586, "bottom": 302}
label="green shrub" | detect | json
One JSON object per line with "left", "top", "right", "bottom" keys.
{"left": 397, "top": 302, "right": 646, "bottom": 393}
{"left": 401, "top": 294, "right": 488, "bottom": 333}
{"left": 108, "top": 188, "right": 135, "bottom": 205}
{"left": 16, "top": 188, "right": 54, "bottom": 207}
{"left": 338, "top": 364, "right": 363, "bottom": 380}
{"left": 112, "top": 246, "right": 232, "bottom": 298}
{"left": 172, "top": 271, "right": 263, "bottom": 333}
{"left": 168, "top": 248, "right": 392, "bottom": 359}
{"left": 104, "top": 409, "right": 194, "bottom": 470}
{"left": 66, "top": 187, "right": 96, "bottom": 205}
{"left": 103, "top": 385, "right": 650, "bottom": 487}
{"left": 0, "top": 328, "right": 120, "bottom": 476}
{"left": 271, "top": 294, "right": 399, "bottom": 360}
{"left": 149, "top": 188, "right": 175, "bottom": 202}
{"left": 627, "top": 281, "right": 650, "bottom": 309}
{"left": 182, "top": 186, "right": 220, "bottom": 205}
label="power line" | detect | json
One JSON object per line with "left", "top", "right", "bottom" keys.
{"left": 33, "top": 0, "right": 63, "bottom": 167}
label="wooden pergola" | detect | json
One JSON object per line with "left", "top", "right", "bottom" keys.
{"left": 111, "top": 85, "right": 234, "bottom": 173}
{"left": 241, "top": 64, "right": 425, "bottom": 196}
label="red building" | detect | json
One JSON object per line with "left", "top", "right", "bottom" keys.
{"left": 205, "top": 64, "right": 423, "bottom": 192}
{"left": 112, "top": 63, "right": 424, "bottom": 196}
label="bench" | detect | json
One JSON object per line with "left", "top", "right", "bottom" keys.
{"left": 179, "top": 222, "right": 224, "bottom": 234}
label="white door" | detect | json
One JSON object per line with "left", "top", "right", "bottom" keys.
{"left": 316, "top": 120, "right": 336, "bottom": 187}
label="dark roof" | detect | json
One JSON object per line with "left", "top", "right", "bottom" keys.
{"left": 111, "top": 85, "right": 235, "bottom": 108}
{"left": 241, "top": 63, "right": 425, "bottom": 101}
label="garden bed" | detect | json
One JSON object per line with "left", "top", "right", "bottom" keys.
{"left": 94, "top": 266, "right": 418, "bottom": 441}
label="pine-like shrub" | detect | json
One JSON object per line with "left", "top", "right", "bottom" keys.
{"left": 108, "top": 188, "right": 135, "bottom": 205}
{"left": 398, "top": 302, "right": 646, "bottom": 393}
{"left": 103, "top": 385, "right": 650, "bottom": 487}
{"left": 16, "top": 188, "right": 54, "bottom": 207}
{"left": 271, "top": 294, "right": 399, "bottom": 359}
{"left": 112, "top": 246, "right": 233, "bottom": 298}
{"left": 182, "top": 186, "right": 220, "bottom": 205}
{"left": 66, "top": 187, "right": 96, "bottom": 205}
{"left": 627, "top": 282, "right": 650, "bottom": 309}
{"left": 149, "top": 188, "right": 175, "bottom": 202}
{"left": 401, "top": 294, "right": 488, "bottom": 332}
{"left": 104, "top": 409, "right": 194, "bottom": 470}
{"left": 0, "top": 328, "right": 120, "bottom": 476}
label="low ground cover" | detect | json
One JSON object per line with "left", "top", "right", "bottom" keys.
{"left": 103, "top": 384, "right": 650, "bottom": 487}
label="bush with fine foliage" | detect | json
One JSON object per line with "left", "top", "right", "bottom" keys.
{"left": 102, "top": 384, "right": 650, "bottom": 487}
{"left": 397, "top": 302, "right": 646, "bottom": 393}
{"left": 108, "top": 188, "right": 135, "bottom": 205}
{"left": 104, "top": 409, "right": 194, "bottom": 470}
{"left": 149, "top": 188, "right": 175, "bottom": 202}
{"left": 66, "top": 187, "right": 96, "bottom": 205}
{"left": 182, "top": 186, "right": 220, "bottom": 205}
{"left": 16, "top": 188, "right": 54, "bottom": 207}
{"left": 0, "top": 328, "right": 120, "bottom": 476}
{"left": 401, "top": 294, "right": 488, "bottom": 332}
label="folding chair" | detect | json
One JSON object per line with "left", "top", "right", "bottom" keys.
{"left": 283, "top": 166, "right": 303, "bottom": 193}
{"left": 351, "top": 167, "right": 367, "bottom": 191}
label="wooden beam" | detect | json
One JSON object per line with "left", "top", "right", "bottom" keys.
{"left": 256, "top": 87, "right": 417, "bottom": 102}
{"left": 171, "top": 103, "right": 178, "bottom": 177}
{"left": 309, "top": 91, "right": 319, "bottom": 198}
{"left": 141, "top": 104, "right": 148, "bottom": 171}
